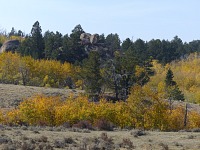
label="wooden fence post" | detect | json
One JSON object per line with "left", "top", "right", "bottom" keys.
{"left": 184, "top": 103, "right": 188, "bottom": 127}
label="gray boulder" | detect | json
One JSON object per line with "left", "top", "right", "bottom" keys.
{"left": 80, "top": 33, "right": 99, "bottom": 45}
{"left": 90, "top": 34, "right": 99, "bottom": 44}
{"left": 0, "top": 40, "right": 20, "bottom": 53}
{"left": 80, "top": 33, "right": 91, "bottom": 45}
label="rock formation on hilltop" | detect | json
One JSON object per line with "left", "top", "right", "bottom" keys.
{"left": 80, "top": 33, "right": 110, "bottom": 59}
{"left": 80, "top": 33, "right": 99, "bottom": 45}
{"left": 0, "top": 40, "right": 20, "bottom": 53}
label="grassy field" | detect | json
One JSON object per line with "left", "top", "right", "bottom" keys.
{"left": 1, "top": 84, "right": 200, "bottom": 149}
{"left": 0, "top": 84, "right": 83, "bottom": 108}
{"left": 1, "top": 125, "right": 200, "bottom": 150}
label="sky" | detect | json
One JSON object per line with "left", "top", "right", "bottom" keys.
{"left": 0, "top": 0, "right": 199, "bottom": 42}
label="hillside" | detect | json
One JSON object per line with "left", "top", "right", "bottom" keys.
{"left": 0, "top": 83, "right": 200, "bottom": 126}
{"left": 147, "top": 53, "right": 200, "bottom": 104}
{"left": 0, "top": 84, "right": 83, "bottom": 108}
{"left": 1, "top": 84, "right": 200, "bottom": 149}
{"left": 1, "top": 83, "right": 200, "bottom": 115}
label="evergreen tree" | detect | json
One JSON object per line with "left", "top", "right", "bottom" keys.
{"left": 105, "top": 33, "right": 121, "bottom": 58}
{"left": 170, "top": 85, "right": 185, "bottom": 101}
{"left": 165, "top": 68, "right": 184, "bottom": 101}
{"left": 30, "top": 21, "right": 44, "bottom": 59}
{"left": 68, "top": 24, "right": 87, "bottom": 63}
{"left": 102, "top": 53, "right": 123, "bottom": 100}
{"left": 165, "top": 68, "right": 176, "bottom": 87}
{"left": 44, "top": 31, "right": 62, "bottom": 60}
{"left": 98, "top": 34, "right": 106, "bottom": 44}
{"left": 147, "top": 39, "right": 163, "bottom": 60}
{"left": 171, "top": 36, "right": 184, "bottom": 59}
{"left": 53, "top": 31, "right": 63, "bottom": 60}
{"left": 44, "top": 31, "right": 54, "bottom": 59}
{"left": 17, "top": 36, "right": 33, "bottom": 56}
{"left": 82, "top": 51, "right": 102, "bottom": 97}
{"left": 121, "top": 38, "right": 132, "bottom": 51}
{"left": 9, "top": 27, "right": 16, "bottom": 37}
{"left": 17, "top": 30, "right": 24, "bottom": 37}
{"left": 133, "top": 39, "right": 147, "bottom": 64}
{"left": 61, "top": 34, "right": 72, "bottom": 63}
{"left": 161, "top": 40, "right": 175, "bottom": 64}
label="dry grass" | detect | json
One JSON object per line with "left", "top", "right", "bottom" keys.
{"left": 0, "top": 83, "right": 84, "bottom": 108}
{"left": 1, "top": 84, "right": 200, "bottom": 149}
{"left": 1, "top": 83, "right": 200, "bottom": 113}
{"left": 0, "top": 126, "right": 200, "bottom": 149}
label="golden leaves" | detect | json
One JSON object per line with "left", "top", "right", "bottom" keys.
{"left": 0, "top": 86, "right": 200, "bottom": 130}
{"left": 0, "top": 52, "right": 78, "bottom": 87}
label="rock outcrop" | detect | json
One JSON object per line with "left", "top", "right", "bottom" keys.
{"left": 80, "top": 33, "right": 91, "bottom": 45}
{"left": 80, "top": 33, "right": 108, "bottom": 57}
{"left": 0, "top": 40, "right": 20, "bottom": 53}
{"left": 80, "top": 33, "right": 99, "bottom": 45}
{"left": 90, "top": 34, "right": 99, "bottom": 44}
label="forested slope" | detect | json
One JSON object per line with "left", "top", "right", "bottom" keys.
{"left": 147, "top": 53, "right": 200, "bottom": 104}
{"left": 1, "top": 21, "right": 200, "bottom": 100}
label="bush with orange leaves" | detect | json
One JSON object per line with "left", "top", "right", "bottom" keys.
{"left": 0, "top": 94, "right": 132, "bottom": 128}
{"left": 18, "top": 95, "right": 62, "bottom": 126}
{"left": 127, "top": 85, "right": 170, "bottom": 130}
{"left": 1, "top": 87, "right": 200, "bottom": 131}
{"left": 55, "top": 95, "right": 132, "bottom": 128}
{"left": 3, "top": 109, "right": 22, "bottom": 126}
{"left": 188, "top": 111, "right": 200, "bottom": 129}
{"left": 166, "top": 107, "right": 185, "bottom": 131}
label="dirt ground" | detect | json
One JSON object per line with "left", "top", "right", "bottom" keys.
{"left": 1, "top": 125, "right": 200, "bottom": 150}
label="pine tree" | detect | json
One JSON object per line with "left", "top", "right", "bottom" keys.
{"left": 68, "top": 24, "right": 86, "bottom": 63}
{"left": 170, "top": 85, "right": 185, "bottom": 101}
{"left": 31, "top": 21, "right": 44, "bottom": 59}
{"left": 9, "top": 27, "right": 16, "bottom": 37}
{"left": 165, "top": 68, "right": 176, "bottom": 87}
{"left": 165, "top": 68, "right": 184, "bottom": 101}
{"left": 44, "top": 31, "right": 62, "bottom": 60}
{"left": 82, "top": 51, "right": 102, "bottom": 97}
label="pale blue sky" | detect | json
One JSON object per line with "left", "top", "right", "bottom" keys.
{"left": 0, "top": 0, "right": 199, "bottom": 42}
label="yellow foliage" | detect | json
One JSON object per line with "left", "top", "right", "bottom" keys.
{"left": 9, "top": 35, "right": 24, "bottom": 42}
{"left": 55, "top": 95, "right": 92, "bottom": 125}
{"left": 147, "top": 53, "right": 200, "bottom": 104}
{"left": 0, "top": 109, "right": 22, "bottom": 125}
{"left": 1, "top": 86, "right": 200, "bottom": 131}
{"left": 0, "top": 52, "right": 77, "bottom": 87}
{"left": 0, "top": 35, "right": 7, "bottom": 44}
{"left": 135, "top": 65, "right": 145, "bottom": 77}
{"left": 75, "top": 80, "right": 83, "bottom": 89}
{"left": 5, "top": 109, "right": 22, "bottom": 125}
{"left": 0, "top": 52, "right": 21, "bottom": 84}
{"left": 19, "top": 95, "right": 62, "bottom": 126}
{"left": 157, "top": 81, "right": 166, "bottom": 98}
{"left": 151, "top": 60, "right": 165, "bottom": 74}
{"left": 127, "top": 85, "right": 169, "bottom": 130}
{"left": 167, "top": 107, "right": 185, "bottom": 131}
{"left": 188, "top": 111, "right": 200, "bottom": 128}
